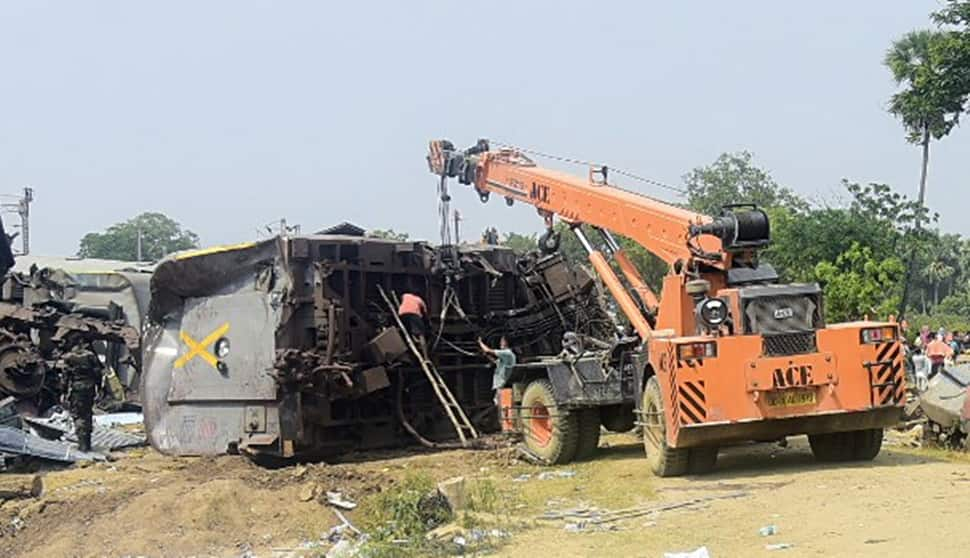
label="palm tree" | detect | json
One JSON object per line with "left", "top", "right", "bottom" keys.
{"left": 885, "top": 29, "right": 966, "bottom": 318}
{"left": 885, "top": 30, "right": 963, "bottom": 215}
{"left": 925, "top": 260, "right": 955, "bottom": 307}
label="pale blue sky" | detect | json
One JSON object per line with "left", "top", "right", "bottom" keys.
{"left": 1, "top": 1, "right": 966, "bottom": 255}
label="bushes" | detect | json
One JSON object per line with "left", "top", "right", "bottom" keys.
{"left": 358, "top": 473, "right": 452, "bottom": 547}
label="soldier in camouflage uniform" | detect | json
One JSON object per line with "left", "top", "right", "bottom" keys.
{"left": 63, "top": 343, "right": 102, "bottom": 452}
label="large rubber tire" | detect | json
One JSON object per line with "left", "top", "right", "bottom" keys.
{"left": 600, "top": 404, "right": 636, "bottom": 433}
{"left": 851, "top": 428, "right": 883, "bottom": 460}
{"left": 641, "top": 376, "right": 689, "bottom": 477}
{"left": 688, "top": 446, "right": 719, "bottom": 475}
{"left": 808, "top": 431, "right": 853, "bottom": 462}
{"left": 574, "top": 407, "right": 602, "bottom": 461}
{"left": 521, "top": 379, "right": 579, "bottom": 464}
{"left": 809, "top": 428, "right": 883, "bottom": 462}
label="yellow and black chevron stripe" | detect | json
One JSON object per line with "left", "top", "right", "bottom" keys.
{"left": 669, "top": 365, "right": 681, "bottom": 431}
{"left": 870, "top": 341, "right": 903, "bottom": 406}
{"left": 676, "top": 358, "right": 707, "bottom": 369}
{"left": 677, "top": 379, "right": 707, "bottom": 425}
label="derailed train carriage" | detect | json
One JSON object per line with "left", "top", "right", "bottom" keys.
{"left": 142, "top": 233, "right": 614, "bottom": 459}
{"left": 0, "top": 253, "right": 148, "bottom": 414}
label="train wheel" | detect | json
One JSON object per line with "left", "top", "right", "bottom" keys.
{"left": 521, "top": 379, "right": 578, "bottom": 464}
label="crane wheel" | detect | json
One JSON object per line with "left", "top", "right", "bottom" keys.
{"left": 574, "top": 407, "right": 602, "bottom": 461}
{"left": 808, "top": 428, "right": 883, "bottom": 462}
{"left": 851, "top": 428, "right": 883, "bottom": 460}
{"left": 641, "top": 376, "right": 689, "bottom": 477}
{"left": 521, "top": 379, "right": 579, "bottom": 464}
{"left": 688, "top": 446, "right": 719, "bottom": 474}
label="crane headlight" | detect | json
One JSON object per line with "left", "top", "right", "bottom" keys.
{"left": 697, "top": 298, "right": 729, "bottom": 328}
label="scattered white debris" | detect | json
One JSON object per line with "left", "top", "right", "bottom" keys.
{"left": 759, "top": 525, "right": 778, "bottom": 536}
{"left": 326, "top": 491, "right": 357, "bottom": 510}
{"left": 664, "top": 546, "right": 711, "bottom": 558}
{"left": 536, "top": 470, "right": 577, "bottom": 480}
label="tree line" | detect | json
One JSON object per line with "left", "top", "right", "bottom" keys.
{"left": 503, "top": 152, "right": 970, "bottom": 331}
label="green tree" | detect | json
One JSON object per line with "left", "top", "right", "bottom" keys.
{"left": 545, "top": 223, "right": 585, "bottom": 263}
{"left": 682, "top": 151, "right": 806, "bottom": 216}
{"left": 501, "top": 231, "right": 538, "bottom": 254}
{"left": 937, "top": 289, "right": 970, "bottom": 316}
{"left": 925, "top": 260, "right": 956, "bottom": 306}
{"left": 885, "top": 29, "right": 966, "bottom": 214}
{"left": 77, "top": 212, "right": 199, "bottom": 262}
{"left": 549, "top": 222, "right": 667, "bottom": 292}
{"left": 933, "top": 2, "right": 970, "bottom": 99}
{"left": 765, "top": 181, "right": 929, "bottom": 283}
{"left": 815, "top": 243, "right": 905, "bottom": 322}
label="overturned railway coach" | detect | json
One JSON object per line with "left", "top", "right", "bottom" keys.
{"left": 142, "top": 234, "right": 613, "bottom": 459}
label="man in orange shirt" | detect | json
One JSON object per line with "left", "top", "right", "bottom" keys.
{"left": 398, "top": 292, "right": 429, "bottom": 359}
{"left": 926, "top": 334, "right": 954, "bottom": 378}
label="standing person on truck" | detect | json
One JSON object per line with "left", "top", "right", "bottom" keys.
{"left": 398, "top": 292, "right": 429, "bottom": 359}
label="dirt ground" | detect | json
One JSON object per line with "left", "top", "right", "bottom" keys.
{"left": 1, "top": 431, "right": 968, "bottom": 557}
{"left": 500, "top": 433, "right": 970, "bottom": 558}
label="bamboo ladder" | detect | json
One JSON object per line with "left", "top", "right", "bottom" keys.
{"left": 377, "top": 285, "right": 479, "bottom": 447}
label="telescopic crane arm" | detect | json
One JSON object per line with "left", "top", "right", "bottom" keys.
{"left": 428, "top": 139, "right": 771, "bottom": 340}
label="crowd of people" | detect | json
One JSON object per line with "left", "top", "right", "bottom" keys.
{"left": 907, "top": 324, "right": 970, "bottom": 390}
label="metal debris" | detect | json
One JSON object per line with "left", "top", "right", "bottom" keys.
{"left": 918, "top": 363, "right": 970, "bottom": 448}
{"left": 23, "top": 412, "right": 145, "bottom": 451}
{"left": 540, "top": 492, "right": 749, "bottom": 525}
{"left": 0, "top": 425, "right": 102, "bottom": 463}
{"left": 563, "top": 521, "right": 620, "bottom": 533}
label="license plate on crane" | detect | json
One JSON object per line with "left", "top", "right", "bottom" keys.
{"left": 765, "top": 388, "right": 817, "bottom": 408}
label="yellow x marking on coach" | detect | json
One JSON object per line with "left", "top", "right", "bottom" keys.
{"left": 175, "top": 323, "right": 229, "bottom": 369}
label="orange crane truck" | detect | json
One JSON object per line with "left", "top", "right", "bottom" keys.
{"left": 428, "top": 139, "right": 905, "bottom": 476}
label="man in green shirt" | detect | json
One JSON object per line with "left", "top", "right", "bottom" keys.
{"left": 478, "top": 336, "right": 517, "bottom": 393}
